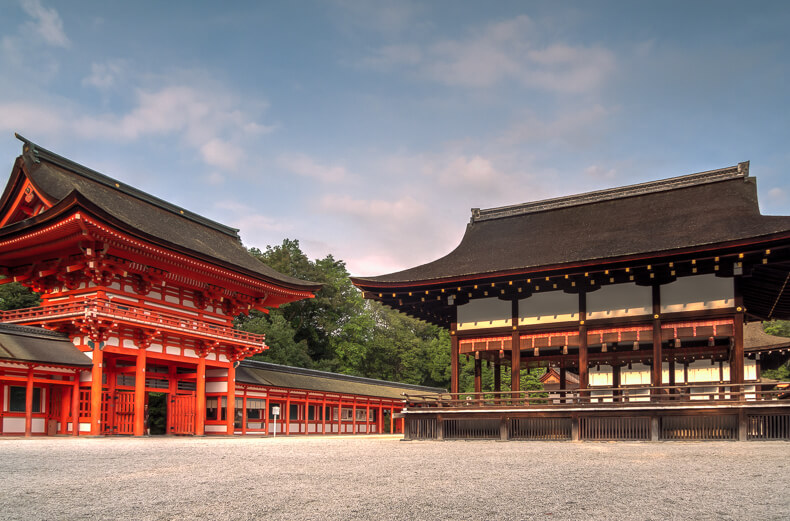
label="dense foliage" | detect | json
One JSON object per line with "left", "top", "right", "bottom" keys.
{"left": 0, "top": 280, "right": 40, "bottom": 310}
{"left": 235, "top": 239, "right": 546, "bottom": 391}
{"left": 762, "top": 320, "right": 790, "bottom": 380}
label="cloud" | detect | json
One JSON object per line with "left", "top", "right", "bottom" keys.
{"left": 499, "top": 104, "right": 610, "bottom": 146}
{"left": 277, "top": 154, "right": 348, "bottom": 183}
{"left": 1, "top": 80, "right": 274, "bottom": 172}
{"left": 437, "top": 155, "right": 511, "bottom": 196}
{"left": 82, "top": 61, "right": 125, "bottom": 89}
{"left": 767, "top": 187, "right": 787, "bottom": 204}
{"left": 359, "top": 15, "right": 615, "bottom": 93}
{"left": 201, "top": 139, "right": 245, "bottom": 170}
{"left": 320, "top": 194, "right": 426, "bottom": 224}
{"left": 584, "top": 165, "right": 617, "bottom": 180}
{"left": 20, "top": 0, "right": 70, "bottom": 48}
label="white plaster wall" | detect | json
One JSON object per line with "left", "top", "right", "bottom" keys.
{"left": 183, "top": 349, "right": 197, "bottom": 358}
{"left": 661, "top": 362, "right": 686, "bottom": 384}
{"left": 745, "top": 358, "right": 757, "bottom": 381}
{"left": 166, "top": 346, "right": 180, "bottom": 355}
{"left": 624, "top": 388, "right": 650, "bottom": 402}
{"left": 687, "top": 360, "right": 722, "bottom": 383}
{"left": 621, "top": 363, "right": 651, "bottom": 385}
{"left": 660, "top": 273, "right": 734, "bottom": 313}
{"left": 207, "top": 369, "right": 227, "bottom": 377}
{"left": 586, "top": 283, "right": 651, "bottom": 320}
{"left": 3, "top": 418, "right": 25, "bottom": 432}
{"left": 206, "top": 382, "right": 228, "bottom": 393}
{"left": 518, "top": 290, "right": 578, "bottom": 326}
{"left": 589, "top": 366, "right": 613, "bottom": 386}
{"left": 80, "top": 372, "right": 92, "bottom": 382}
{"left": 79, "top": 422, "right": 90, "bottom": 432}
{"left": 457, "top": 297, "right": 511, "bottom": 330}
{"left": 205, "top": 425, "right": 226, "bottom": 433}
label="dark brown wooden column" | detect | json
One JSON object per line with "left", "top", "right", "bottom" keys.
{"left": 474, "top": 356, "right": 482, "bottom": 393}
{"left": 510, "top": 298, "right": 520, "bottom": 393}
{"left": 450, "top": 323, "right": 459, "bottom": 395}
{"left": 578, "top": 291, "right": 588, "bottom": 391}
{"left": 511, "top": 330, "right": 520, "bottom": 392}
{"left": 612, "top": 364, "right": 621, "bottom": 402}
{"left": 732, "top": 277, "right": 745, "bottom": 391}
{"left": 559, "top": 364, "right": 567, "bottom": 403}
{"left": 652, "top": 284, "right": 663, "bottom": 394}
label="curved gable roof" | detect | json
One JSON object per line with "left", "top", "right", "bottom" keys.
{"left": 4, "top": 135, "right": 320, "bottom": 292}
{"left": 353, "top": 163, "right": 790, "bottom": 286}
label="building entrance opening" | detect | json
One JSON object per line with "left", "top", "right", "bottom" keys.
{"left": 147, "top": 392, "right": 167, "bottom": 435}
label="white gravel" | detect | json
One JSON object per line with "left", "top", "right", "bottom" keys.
{"left": 1, "top": 436, "right": 789, "bottom": 521}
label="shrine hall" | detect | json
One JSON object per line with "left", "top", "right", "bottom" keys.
{"left": 353, "top": 162, "right": 790, "bottom": 441}
{"left": 0, "top": 135, "right": 440, "bottom": 437}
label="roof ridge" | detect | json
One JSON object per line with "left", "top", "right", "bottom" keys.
{"left": 15, "top": 133, "right": 241, "bottom": 238}
{"left": 471, "top": 162, "right": 749, "bottom": 223}
{"left": 240, "top": 359, "right": 446, "bottom": 393}
{"left": 0, "top": 322, "right": 70, "bottom": 340}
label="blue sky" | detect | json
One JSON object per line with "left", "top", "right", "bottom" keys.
{"left": 1, "top": 1, "right": 789, "bottom": 276}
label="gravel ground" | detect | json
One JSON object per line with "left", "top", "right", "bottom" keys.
{"left": 1, "top": 436, "right": 789, "bottom": 521}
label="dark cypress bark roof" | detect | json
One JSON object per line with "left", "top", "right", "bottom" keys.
{"left": 0, "top": 323, "right": 92, "bottom": 366}
{"left": 237, "top": 359, "right": 445, "bottom": 399}
{"left": 7, "top": 135, "right": 319, "bottom": 292}
{"left": 353, "top": 163, "right": 790, "bottom": 285}
{"left": 743, "top": 322, "right": 790, "bottom": 352}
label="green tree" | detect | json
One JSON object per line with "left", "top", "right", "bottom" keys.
{"left": 237, "top": 239, "right": 453, "bottom": 388}
{"left": 762, "top": 320, "right": 790, "bottom": 380}
{"left": 764, "top": 320, "right": 790, "bottom": 338}
{"left": 0, "top": 281, "right": 40, "bottom": 310}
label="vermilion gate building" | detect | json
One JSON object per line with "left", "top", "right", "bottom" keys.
{"left": 0, "top": 136, "right": 438, "bottom": 436}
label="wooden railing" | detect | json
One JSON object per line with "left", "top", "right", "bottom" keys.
{"left": 402, "top": 382, "right": 790, "bottom": 409}
{"left": 0, "top": 297, "right": 267, "bottom": 348}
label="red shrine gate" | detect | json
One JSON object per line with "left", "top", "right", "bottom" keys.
{"left": 0, "top": 136, "right": 420, "bottom": 437}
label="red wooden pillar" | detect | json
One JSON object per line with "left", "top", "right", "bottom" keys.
{"left": 195, "top": 355, "right": 206, "bottom": 436}
{"left": 377, "top": 403, "right": 383, "bottom": 434}
{"left": 651, "top": 284, "right": 662, "bottom": 395}
{"left": 285, "top": 391, "right": 291, "bottom": 435}
{"left": 578, "top": 292, "right": 588, "bottom": 393}
{"left": 59, "top": 384, "right": 70, "bottom": 434}
{"left": 24, "top": 366, "right": 34, "bottom": 437}
{"left": 390, "top": 406, "right": 394, "bottom": 434}
{"left": 89, "top": 345, "right": 103, "bottom": 435}
{"left": 303, "top": 398, "right": 309, "bottom": 435}
{"left": 365, "top": 399, "right": 371, "bottom": 434}
{"left": 321, "top": 394, "right": 327, "bottom": 435}
{"left": 264, "top": 391, "right": 270, "bottom": 435}
{"left": 352, "top": 397, "right": 357, "bottom": 435}
{"left": 241, "top": 389, "right": 247, "bottom": 436}
{"left": 450, "top": 324, "right": 459, "bottom": 395}
{"left": 226, "top": 363, "right": 236, "bottom": 435}
{"left": 133, "top": 347, "right": 146, "bottom": 436}
{"left": 336, "top": 400, "right": 342, "bottom": 434}
{"left": 167, "top": 365, "right": 177, "bottom": 434}
{"left": 71, "top": 373, "right": 80, "bottom": 436}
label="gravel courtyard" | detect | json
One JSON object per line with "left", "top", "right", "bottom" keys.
{"left": 1, "top": 436, "right": 788, "bottom": 521}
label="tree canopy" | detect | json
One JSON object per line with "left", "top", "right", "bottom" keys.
{"left": 235, "top": 239, "right": 519, "bottom": 391}
{"left": 0, "top": 280, "right": 40, "bottom": 311}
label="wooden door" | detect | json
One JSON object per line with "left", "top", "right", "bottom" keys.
{"left": 114, "top": 391, "right": 135, "bottom": 435}
{"left": 171, "top": 394, "right": 195, "bottom": 435}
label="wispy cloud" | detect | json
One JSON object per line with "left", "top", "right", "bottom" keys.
{"left": 82, "top": 60, "right": 125, "bottom": 89}
{"left": 0, "top": 80, "right": 274, "bottom": 172}
{"left": 20, "top": 0, "right": 70, "bottom": 48}
{"left": 359, "top": 15, "right": 615, "bottom": 93}
{"left": 277, "top": 154, "right": 348, "bottom": 183}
